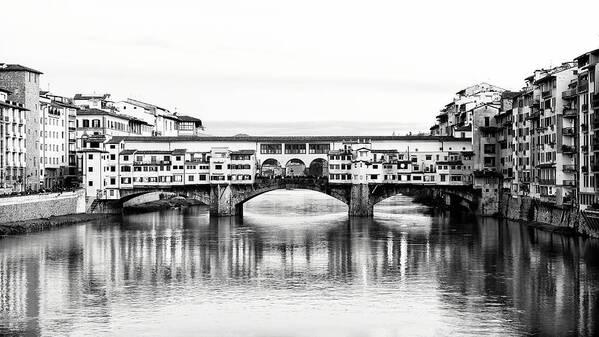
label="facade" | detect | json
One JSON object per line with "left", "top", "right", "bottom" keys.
{"left": 576, "top": 49, "right": 599, "bottom": 209}
{"left": 0, "top": 64, "right": 42, "bottom": 190}
{"left": 115, "top": 98, "right": 179, "bottom": 136}
{"left": 0, "top": 88, "right": 28, "bottom": 193}
{"left": 80, "top": 135, "right": 472, "bottom": 200}
{"left": 39, "top": 93, "right": 79, "bottom": 188}
{"left": 73, "top": 94, "right": 114, "bottom": 111}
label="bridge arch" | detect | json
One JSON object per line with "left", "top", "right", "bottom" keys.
{"left": 369, "top": 184, "right": 478, "bottom": 211}
{"left": 285, "top": 159, "right": 307, "bottom": 177}
{"left": 308, "top": 158, "right": 328, "bottom": 177}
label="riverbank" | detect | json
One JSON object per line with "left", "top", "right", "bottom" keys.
{"left": 0, "top": 213, "right": 118, "bottom": 237}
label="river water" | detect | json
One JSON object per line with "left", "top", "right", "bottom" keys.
{"left": 1, "top": 191, "right": 598, "bottom": 336}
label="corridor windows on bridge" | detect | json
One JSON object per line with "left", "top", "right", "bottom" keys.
{"left": 260, "top": 144, "right": 282, "bottom": 154}
{"left": 285, "top": 143, "right": 306, "bottom": 154}
{"left": 308, "top": 144, "right": 330, "bottom": 154}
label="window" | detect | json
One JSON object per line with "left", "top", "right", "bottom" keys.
{"left": 285, "top": 143, "right": 306, "bottom": 154}
{"left": 188, "top": 175, "right": 194, "bottom": 181}
{"left": 88, "top": 167, "right": 93, "bottom": 172}
{"left": 88, "top": 181, "right": 93, "bottom": 186}
{"left": 123, "top": 155, "right": 129, "bottom": 161}
{"left": 215, "top": 164, "right": 222, "bottom": 170}
{"left": 88, "top": 154, "right": 93, "bottom": 160}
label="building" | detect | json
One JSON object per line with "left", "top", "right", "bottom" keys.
{"left": 0, "top": 88, "right": 28, "bottom": 193}
{"left": 115, "top": 98, "right": 179, "bottom": 136}
{"left": 575, "top": 49, "right": 599, "bottom": 209}
{"left": 78, "top": 135, "right": 472, "bottom": 200}
{"left": 0, "top": 63, "right": 42, "bottom": 190}
{"left": 73, "top": 94, "right": 114, "bottom": 111}
{"left": 176, "top": 115, "right": 204, "bottom": 136}
{"left": 39, "top": 92, "right": 79, "bottom": 188}
{"left": 527, "top": 63, "right": 578, "bottom": 205}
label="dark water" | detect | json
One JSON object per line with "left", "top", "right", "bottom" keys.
{"left": 1, "top": 191, "right": 599, "bottom": 337}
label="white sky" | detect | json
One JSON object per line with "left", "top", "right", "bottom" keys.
{"left": 2, "top": 0, "right": 599, "bottom": 132}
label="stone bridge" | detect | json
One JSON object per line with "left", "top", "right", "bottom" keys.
{"left": 98, "top": 177, "right": 480, "bottom": 217}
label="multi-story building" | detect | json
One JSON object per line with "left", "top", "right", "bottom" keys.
{"left": 431, "top": 83, "right": 506, "bottom": 137}
{"left": 115, "top": 98, "right": 180, "bottom": 136}
{"left": 527, "top": 63, "right": 578, "bottom": 204}
{"left": 0, "top": 88, "right": 28, "bottom": 193}
{"left": 0, "top": 63, "right": 42, "bottom": 190}
{"left": 76, "top": 108, "right": 153, "bottom": 150}
{"left": 576, "top": 49, "right": 599, "bottom": 209}
{"left": 39, "top": 92, "right": 79, "bottom": 188}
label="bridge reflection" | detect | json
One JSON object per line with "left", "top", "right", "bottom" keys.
{"left": 0, "top": 207, "right": 598, "bottom": 335}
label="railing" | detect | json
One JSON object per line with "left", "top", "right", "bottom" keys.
{"left": 563, "top": 180, "right": 576, "bottom": 186}
{"left": 538, "top": 179, "right": 556, "bottom": 185}
{"left": 562, "top": 145, "right": 575, "bottom": 153}
{"left": 563, "top": 107, "right": 577, "bottom": 116}
{"left": 562, "top": 88, "right": 578, "bottom": 99}
{"left": 562, "top": 127, "right": 575, "bottom": 136}
{"left": 563, "top": 165, "right": 576, "bottom": 172}
{"left": 578, "top": 82, "right": 589, "bottom": 93}
{"left": 542, "top": 90, "right": 552, "bottom": 99}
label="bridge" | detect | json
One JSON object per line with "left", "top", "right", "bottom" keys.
{"left": 96, "top": 177, "right": 480, "bottom": 217}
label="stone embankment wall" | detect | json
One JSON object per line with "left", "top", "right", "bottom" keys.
{"left": 0, "top": 190, "right": 86, "bottom": 223}
{"left": 499, "top": 194, "right": 599, "bottom": 238}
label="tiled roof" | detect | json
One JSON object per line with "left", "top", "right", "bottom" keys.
{"left": 74, "top": 94, "right": 110, "bottom": 100}
{"left": 230, "top": 150, "right": 255, "bottom": 155}
{"left": 106, "top": 135, "right": 472, "bottom": 143}
{"left": 177, "top": 115, "right": 202, "bottom": 124}
{"left": 0, "top": 63, "right": 43, "bottom": 74}
{"left": 78, "top": 109, "right": 151, "bottom": 125}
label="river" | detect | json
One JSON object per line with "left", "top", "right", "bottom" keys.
{"left": 1, "top": 190, "right": 598, "bottom": 336}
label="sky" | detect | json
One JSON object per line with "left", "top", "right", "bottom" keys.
{"left": 1, "top": 0, "right": 599, "bottom": 135}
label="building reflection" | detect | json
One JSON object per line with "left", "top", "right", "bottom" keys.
{"left": 0, "top": 205, "right": 598, "bottom": 335}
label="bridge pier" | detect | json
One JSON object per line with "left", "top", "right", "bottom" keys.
{"left": 349, "top": 184, "right": 373, "bottom": 217}
{"left": 210, "top": 184, "right": 243, "bottom": 217}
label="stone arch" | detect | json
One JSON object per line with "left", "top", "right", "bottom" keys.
{"left": 235, "top": 185, "right": 349, "bottom": 208}
{"left": 260, "top": 158, "right": 283, "bottom": 177}
{"left": 369, "top": 185, "right": 477, "bottom": 211}
{"left": 308, "top": 158, "right": 328, "bottom": 177}
{"left": 285, "top": 159, "right": 306, "bottom": 177}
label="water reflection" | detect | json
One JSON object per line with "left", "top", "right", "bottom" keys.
{"left": 0, "top": 191, "right": 598, "bottom": 336}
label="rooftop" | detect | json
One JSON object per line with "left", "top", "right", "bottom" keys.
{"left": 74, "top": 94, "right": 110, "bottom": 100}
{"left": 78, "top": 108, "right": 151, "bottom": 125}
{"left": 106, "top": 135, "right": 472, "bottom": 144}
{"left": 0, "top": 63, "right": 43, "bottom": 74}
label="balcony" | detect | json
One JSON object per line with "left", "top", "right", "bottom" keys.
{"left": 562, "top": 107, "right": 578, "bottom": 117}
{"left": 563, "top": 180, "right": 576, "bottom": 187}
{"left": 542, "top": 90, "right": 552, "bottom": 99}
{"left": 561, "top": 145, "right": 575, "bottom": 153}
{"left": 563, "top": 165, "right": 576, "bottom": 172}
{"left": 538, "top": 179, "right": 556, "bottom": 185}
{"left": 526, "top": 111, "right": 541, "bottom": 120}
{"left": 562, "top": 127, "right": 575, "bottom": 136}
{"left": 578, "top": 82, "right": 589, "bottom": 93}
{"left": 562, "top": 88, "right": 578, "bottom": 99}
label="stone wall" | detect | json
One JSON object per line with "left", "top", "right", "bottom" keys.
{"left": 499, "top": 194, "right": 599, "bottom": 238}
{"left": 0, "top": 190, "right": 86, "bottom": 223}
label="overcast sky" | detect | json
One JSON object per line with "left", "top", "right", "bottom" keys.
{"left": 2, "top": 0, "right": 598, "bottom": 134}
